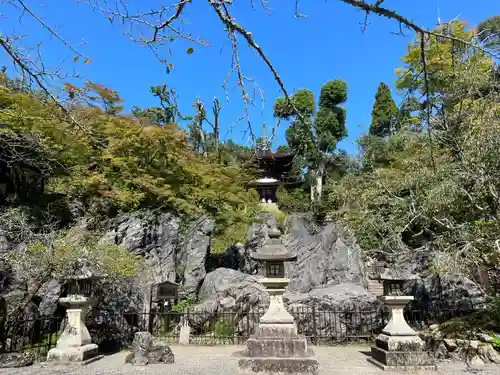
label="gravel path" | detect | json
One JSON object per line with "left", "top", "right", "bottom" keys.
{"left": 1, "top": 345, "right": 499, "bottom": 375}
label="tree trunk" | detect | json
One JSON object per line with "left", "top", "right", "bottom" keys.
{"left": 310, "top": 161, "right": 325, "bottom": 202}
{"left": 212, "top": 98, "right": 221, "bottom": 163}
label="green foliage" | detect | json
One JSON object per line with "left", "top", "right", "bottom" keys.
{"left": 259, "top": 203, "right": 288, "bottom": 232}
{"left": 325, "top": 21, "right": 500, "bottom": 279}
{"left": 275, "top": 81, "right": 348, "bottom": 158}
{"left": 131, "top": 84, "right": 181, "bottom": 126}
{"left": 6, "top": 224, "right": 141, "bottom": 282}
{"left": 171, "top": 296, "right": 196, "bottom": 312}
{"left": 0, "top": 85, "right": 258, "bottom": 235}
{"left": 369, "top": 82, "right": 398, "bottom": 137}
{"left": 440, "top": 298, "right": 500, "bottom": 338}
{"left": 477, "top": 16, "right": 500, "bottom": 51}
{"left": 274, "top": 80, "right": 348, "bottom": 201}
{"left": 276, "top": 186, "right": 310, "bottom": 213}
{"left": 213, "top": 318, "right": 234, "bottom": 338}
{"left": 211, "top": 220, "right": 252, "bottom": 254}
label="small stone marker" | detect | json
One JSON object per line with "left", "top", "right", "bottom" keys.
{"left": 125, "top": 331, "right": 175, "bottom": 365}
{"left": 179, "top": 319, "right": 191, "bottom": 345}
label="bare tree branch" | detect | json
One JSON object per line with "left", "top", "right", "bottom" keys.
{"left": 338, "top": 0, "right": 500, "bottom": 59}
{"left": 0, "top": 37, "right": 97, "bottom": 141}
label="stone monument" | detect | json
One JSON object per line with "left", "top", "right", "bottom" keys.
{"left": 237, "top": 228, "right": 319, "bottom": 375}
{"left": 47, "top": 260, "right": 104, "bottom": 365}
{"left": 368, "top": 274, "right": 436, "bottom": 370}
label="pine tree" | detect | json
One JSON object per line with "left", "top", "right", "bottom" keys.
{"left": 369, "top": 82, "right": 398, "bottom": 137}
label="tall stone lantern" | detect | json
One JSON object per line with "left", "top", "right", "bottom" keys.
{"left": 238, "top": 228, "right": 319, "bottom": 375}
{"left": 47, "top": 260, "right": 104, "bottom": 365}
{"left": 368, "top": 272, "right": 436, "bottom": 370}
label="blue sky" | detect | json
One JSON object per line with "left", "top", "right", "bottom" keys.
{"left": 1, "top": 0, "right": 498, "bottom": 154}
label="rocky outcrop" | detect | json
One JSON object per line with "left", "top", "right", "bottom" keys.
{"left": 285, "top": 284, "right": 381, "bottom": 339}
{"left": 181, "top": 217, "right": 213, "bottom": 296}
{"left": 421, "top": 326, "right": 500, "bottom": 365}
{"left": 189, "top": 268, "right": 268, "bottom": 330}
{"left": 99, "top": 211, "right": 182, "bottom": 285}
{"left": 125, "top": 331, "right": 175, "bottom": 365}
{"left": 283, "top": 215, "right": 366, "bottom": 293}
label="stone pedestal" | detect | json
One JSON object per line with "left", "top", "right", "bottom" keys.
{"left": 368, "top": 296, "right": 436, "bottom": 371}
{"left": 238, "top": 278, "right": 318, "bottom": 375}
{"left": 47, "top": 296, "right": 102, "bottom": 365}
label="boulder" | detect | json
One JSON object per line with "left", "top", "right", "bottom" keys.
{"left": 125, "top": 331, "right": 174, "bottom": 365}
{"left": 100, "top": 211, "right": 181, "bottom": 285}
{"left": 36, "top": 279, "right": 62, "bottom": 317}
{"left": 0, "top": 352, "right": 34, "bottom": 368}
{"left": 443, "top": 338, "right": 458, "bottom": 352}
{"left": 197, "top": 268, "right": 268, "bottom": 309}
{"left": 283, "top": 216, "right": 366, "bottom": 293}
{"left": 190, "top": 268, "right": 268, "bottom": 331}
{"left": 477, "top": 333, "right": 495, "bottom": 343}
{"left": 285, "top": 283, "right": 381, "bottom": 339}
{"left": 181, "top": 217, "right": 213, "bottom": 296}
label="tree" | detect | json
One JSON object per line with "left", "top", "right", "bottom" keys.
{"left": 369, "top": 82, "right": 398, "bottom": 137}
{"left": 188, "top": 98, "right": 208, "bottom": 156}
{"left": 477, "top": 16, "right": 500, "bottom": 51}
{"left": 395, "top": 19, "right": 494, "bottom": 158}
{"left": 2, "top": 1, "right": 495, "bottom": 144}
{"left": 325, "top": 24, "right": 500, "bottom": 285}
{"left": 132, "top": 84, "right": 180, "bottom": 126}
{"left": 274, "top": 79, "right": 348, "bottom": 201}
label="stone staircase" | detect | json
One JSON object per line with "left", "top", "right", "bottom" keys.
{"left": 365, "top": 262, "right": 385, "bottom": 297}
{"left": 367, "top": 277, "right": 384, "bottom": 297}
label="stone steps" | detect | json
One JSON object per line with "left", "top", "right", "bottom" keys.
{"left": 367, "top": 278, "right": 384, "bottom": 297}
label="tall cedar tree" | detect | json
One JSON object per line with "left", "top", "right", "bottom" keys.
{"left": 369, "top": 82, "right": 398, "bottom": 137}
{"left": 274, "top": 79, "right": 347, "bottom": 201}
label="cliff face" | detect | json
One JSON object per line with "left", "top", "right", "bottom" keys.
{"left": 0, "top": 210, "right": 486, "bottom": 329}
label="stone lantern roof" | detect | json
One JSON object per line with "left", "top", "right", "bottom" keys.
{"left": 250, "top": 228, "right": 296, "bottom": 262}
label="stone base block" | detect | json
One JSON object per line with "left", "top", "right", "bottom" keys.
{"left": 369, "top": 346, "right": 436, "bottom": 370}
{"left": 238, "top": 348, "right": 318, "bottom": 375}
{"left": 246, "top": 337, "right": 308, "bottom": 357}
{"left": 47, "top": 344, "right": 102, "bottom": 365}
{"left": 254, "top": 323, "right": 298, "bottom": 338}
{"left": 376, "top": 333, "right": 425, "bottom": 352}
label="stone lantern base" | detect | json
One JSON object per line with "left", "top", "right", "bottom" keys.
{"left": 47, "top": 344, "right": 101, "bottom": 365}
{"left": 47, "top": 296, "right": 103, "bottom": 366}
{"left": 237, "top": 287, "right": 318, "bottom": 375}
{"left": 368, "top": 296, "right": 436, "bottom": 371}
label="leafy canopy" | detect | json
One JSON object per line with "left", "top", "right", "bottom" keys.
{"left": 274, "top": 79, "right": 348, "bottom": 164}
{"left": 0, "top": 83, "right": 258, "bottom": 243}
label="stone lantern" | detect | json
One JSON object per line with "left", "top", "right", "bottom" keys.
{"left": 368, "top": 272, "right": 436, "bottom": 370}
{"left": 237, "top": 228, "right": 319, "bottom": 375}
{"left": 47, "top": 259, "right": 105, "bottom": 365}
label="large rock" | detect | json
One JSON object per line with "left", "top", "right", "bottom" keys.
{"left": 197, "top": 268, "right": 268, "bottom": 308}
{"left": 181, "top": 217, "right": 214, "bottom": 296}
{"left": 0, "top": 352, "right": 34, "bottom": 368}
{"left": 36, "top": 279, "right": 62, "bottom": 317}
{"left": 125, "top": 331, "right": 174, "bottom": 365}
{"left": 285, "top": 283, "right": 381, "bottom": 339}
{"left": 100, "top": 211, "right": 181, "bottom": 285}
{"left": 284, "top": 216, "right": 366, "bottom": 293}
{"left": 190, "top": 268, "right": 268, "bottom": 331}
{"left": 246, "top": 214, "right": 367, "bottom": 293}
{"left": 397, "top": 251, "right": 486, "bottom": 309}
